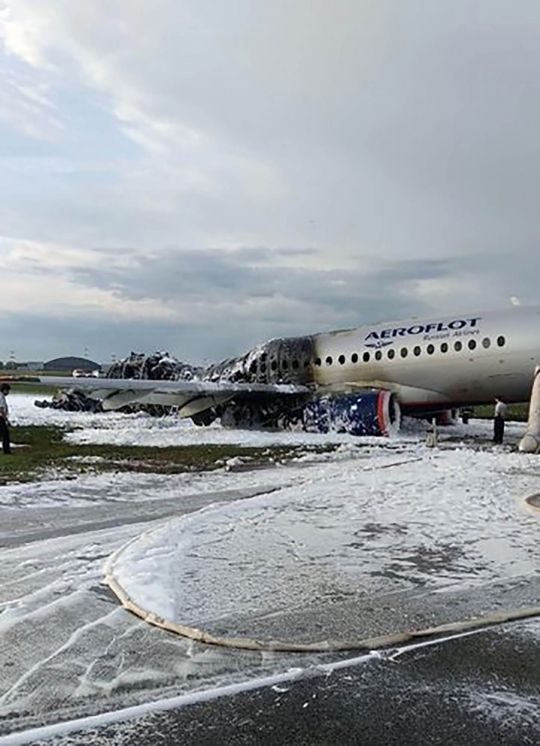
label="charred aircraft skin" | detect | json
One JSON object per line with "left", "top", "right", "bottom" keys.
{"left": 108, "top": 306, "right": 540, "bottom": 433}
{"left": 7, "top": 306, "right": 540, "bottom": 438}
{"left": 99, "top": 339, "right": 319, "bottom": 430}
{"left": 107, "top": 352, "right": 203, "bottom": 383}
{"left": 204, "top": 336, "right": 316, "bottom": 387}
{"left": 199, "top": 337, "right": 316, "bottom": 429}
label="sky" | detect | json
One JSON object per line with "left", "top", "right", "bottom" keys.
{"left": 1, "top": 1, "right": 540, "bottom": 364}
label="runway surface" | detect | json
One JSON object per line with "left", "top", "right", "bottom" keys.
{"left": 0, "top": 396, "right": 538, "bottom": 744}
{"left": 30, "top": 618, "right": 540, "bottom": 746}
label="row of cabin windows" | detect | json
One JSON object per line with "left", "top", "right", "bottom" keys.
{"left": 250, "top": 357, "right": 311, "bottom": 374}
{"left": 313, "top": 336, "right": 506, "bottom": 367}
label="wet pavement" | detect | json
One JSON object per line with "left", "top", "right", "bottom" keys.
{"left": 0, "top": 429, "right": 538, "bottom": 743}
{"left": 32, "top": 618, "right": 540, "bottom": 746}
{"left": 0, "top": 483, "right": 320, "bottom": 739}
{"left": 107, "top": 448, "right": 539, "bottom": 648}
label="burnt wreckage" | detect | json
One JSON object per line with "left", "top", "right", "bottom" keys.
{"left": 36, "top": 335, "right": 398, "bottom": 436}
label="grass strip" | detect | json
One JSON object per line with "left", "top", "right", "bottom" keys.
{"left": 0, "top": 425, "right": 339, "bottom": 485}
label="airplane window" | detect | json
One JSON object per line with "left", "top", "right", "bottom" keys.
{"left": 497, "top": 335, "right": 506, "bottom": 347}
{"left": 271, "top": 360, "right": 278, "bottom": 371}
{"left": 292, "top": 359, "right": 299, "bottom": 370}
{"left": 363, "top": 351, "right": 370, "bottom": 363}
{"left": 250, "top": 362, "right": 257, "bottom": 373}
{"left": 427, "top": 344, "right": 435, "bottom": 355}
{"left": 351, "top": 353, "right": 358, "bottom": 364}
{"left": 441, "top": 342, "right": 448, "bottom": 353}
{"left": 375, "top": 350, "right": 382, "bottom": 361}
{"left": 315, "top": 357, "right": 321, "bottom": 366}
{"left": 387, "top": 349, "right": 395, "bottom": 360}
{"left": 482, "top": 338, "right": 491, "bottom": 349}
{"left": 468, "top": 340, "right": 476, "bottom": 351}
{"left": 454, "top": 341, "right": 463, "bottom": 352}
{"left": 400, "top": 348, "right": 408, "bottom": 358}
{"left": 413, "top": 346, "right": 421, "bottom": 357}
{"left": 304, "top": 359, "right": 311, "bottom": 368}
{"left": 282, "top": 359, "right": 289, "bottom": 369}
{"left": 259, "top": 363, "right": 266, "bottom": 373}
{"left": 338, "top": 354, "right": 346, "bottom": 365}
{"left": 326, "top": 356, "right": 333, "bottom": 365}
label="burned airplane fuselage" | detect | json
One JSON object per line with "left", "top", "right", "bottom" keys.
{"left": 103, "top": 331, "right": 398, "bottom": 436}
{"left": 202, "top": 336, "right": 316, "bottom": 429}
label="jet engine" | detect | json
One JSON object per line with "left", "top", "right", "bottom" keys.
{"left": 303, "top": 390, "right": 400, "bottom": 437}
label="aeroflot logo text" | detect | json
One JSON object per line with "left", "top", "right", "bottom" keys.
{"left": 364, "top": 317, "right": 482, "bottom": 348}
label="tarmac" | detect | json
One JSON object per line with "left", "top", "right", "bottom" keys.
{"left": 30, "top": 617, "right": 540, "bottom": 746}
{"left": 0, "top": 416, "right": 538, "bottom": 745}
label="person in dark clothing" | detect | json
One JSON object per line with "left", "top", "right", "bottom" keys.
{"left": 0, "top": 383, "right": 12, "bottom": 454}
{"left": 493, "top": 397, "right": 507, "bottom": 444}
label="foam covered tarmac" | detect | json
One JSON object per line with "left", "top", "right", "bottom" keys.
{"left": 1, "top": 398, "right": 539, "bottom": 743}
{"left": 105, "top": 448, "right": 538, "bottom": 649}
{"left": 31, "top": 617, "right": 540, "bottom": 746}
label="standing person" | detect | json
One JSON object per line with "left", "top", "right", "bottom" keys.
{"left": 493, "top": 397, "right": 507, "bottom": 444}
{"left": 0, "top": 383, "right": 12, "bottom": 454}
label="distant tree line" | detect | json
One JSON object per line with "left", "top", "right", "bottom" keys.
{"left": 0, "top": 361, "right": 36, "bottom": 370}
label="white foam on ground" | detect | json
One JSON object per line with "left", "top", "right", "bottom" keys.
{"left": 0, "top": 629, "right": 482, "bottom": 746}
{"left": 10, "top": 393, "right": 526, "bottom": 447}
{"left": 0, "top": 393, "right": 537, "bottom": 741}
{"left": 107, "top": 446, "right": 539, "bottom": 634}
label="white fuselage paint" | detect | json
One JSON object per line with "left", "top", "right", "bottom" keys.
{"left": 311, "top": 307, "right": 540, "bottom": 408}
{"left": 17, "top": 306, "right": 540, "bottom": 417}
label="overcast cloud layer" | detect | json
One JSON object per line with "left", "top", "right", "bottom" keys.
{"left": 1, "top": 0, "right": 539, "bottom": 363}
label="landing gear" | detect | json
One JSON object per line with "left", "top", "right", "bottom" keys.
{"left": 460, "top": 408, "right": 473, "bottom": 424}
{"left": 191, "top": 409, "right": 217, "bottom": 426}
{"left": 519, "top": 367, "right": 540, "bottom": 453}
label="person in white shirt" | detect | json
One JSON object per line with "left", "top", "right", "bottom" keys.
{"left": 0, "top": 383, "right": 12, "bottom": 454}
{"left": 493, "top": 397, "right": 507, "bottom": 444}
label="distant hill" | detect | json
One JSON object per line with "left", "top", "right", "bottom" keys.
{"left": 43, "top": 356, "right": 101, "bottom": 372}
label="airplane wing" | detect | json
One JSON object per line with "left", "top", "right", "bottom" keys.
{"left": 0, "top": 375, "right": 311, "bottom": 416}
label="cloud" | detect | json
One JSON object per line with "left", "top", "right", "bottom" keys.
{"left": 0, "top": 1, "right": 539, "bottom": 361}
{"left": 0, "top": 65, "right": 62, "bottom": 139}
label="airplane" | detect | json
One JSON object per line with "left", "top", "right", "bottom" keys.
{"left": 3, "top": 305, "right": 540, "bottom": 438}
